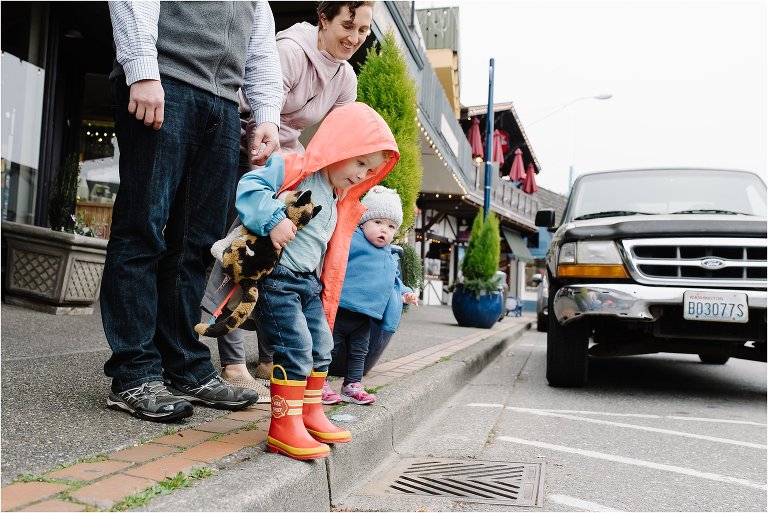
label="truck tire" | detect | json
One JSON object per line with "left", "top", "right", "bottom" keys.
{"left": 536, "top": 313, "right": 548, "bottom": 332}
{"left": 698, "top": 354, "right": 730, "bottom": 365}
{"left": 546, "top": 300, "right": 589, "bottom": 387}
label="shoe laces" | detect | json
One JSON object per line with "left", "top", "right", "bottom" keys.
{"left": 205, "top": 375, "right": 230, "bottom": 390}
{"left": 123, "top": 381, "right": 171, "bottom": 400}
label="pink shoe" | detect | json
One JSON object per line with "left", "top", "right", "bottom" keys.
{"left": 340, "top": 382, "right": 376, "bottom": 405}
{"left": 321, "top": 379, "right": 342, "bottom": 405}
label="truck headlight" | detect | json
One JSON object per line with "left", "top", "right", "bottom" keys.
{"left": 557, "top": 241, "right": 629, "bottom": 278}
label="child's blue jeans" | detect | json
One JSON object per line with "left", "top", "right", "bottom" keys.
{"left": 254, "top": 265, "right": 334, "bottom": 381}
{"left": 331, "top": 307, "right": 372, "bottom": 384}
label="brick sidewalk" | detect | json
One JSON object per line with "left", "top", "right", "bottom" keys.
{"left": 1, "top": 318, "right": 522, "bottom": 512}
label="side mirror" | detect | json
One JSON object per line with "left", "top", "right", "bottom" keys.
{"left": 532, "top": 273, "right": 542, "bottom": 285}
{"left": 535, "top": 208, "right": 556, "bottom": 228}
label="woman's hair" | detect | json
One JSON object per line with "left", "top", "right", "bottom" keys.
{"left": 316, "top": 2, "right": 375, "bottom": 23}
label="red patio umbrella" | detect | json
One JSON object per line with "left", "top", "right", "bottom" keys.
{"left": 467, "top": 117, "right": 484, "bottom": 160}
{"left": 522, "top": 162, "right": 539, "bottom": 194}
{"left": 492, "top": 130, "right": 505, "bottom": 166}
{"left": 508, "top": 148, "right": 525, "bottom": 182}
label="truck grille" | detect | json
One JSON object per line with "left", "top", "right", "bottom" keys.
{"left": 622, "top": 238, "right": 767, "bottom": 288}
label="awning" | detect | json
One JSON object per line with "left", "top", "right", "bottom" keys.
{"left": 502, "top": 228, "right": 534, "bottom": 263}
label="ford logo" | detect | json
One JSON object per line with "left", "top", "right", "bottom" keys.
{"left": 700, "top": 258, "right": 726, "bottom": 270}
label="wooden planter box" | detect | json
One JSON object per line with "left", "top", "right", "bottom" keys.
{"left": 2, "top": 221, "right": 108, "bottom": 314}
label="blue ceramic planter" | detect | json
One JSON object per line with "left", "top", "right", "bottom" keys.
{"left": 451, "top": 284, "right": 503, "bottom": 329}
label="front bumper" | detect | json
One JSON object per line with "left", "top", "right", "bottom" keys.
{"left": 553, "top": 283, "right": 768, "bottom": 324}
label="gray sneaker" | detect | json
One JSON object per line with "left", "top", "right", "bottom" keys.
{"left": 166, "top": 375, "right": 259, "bottom": 410}
{"left": 107, "top": 381, "right": 193, "bottom": 422}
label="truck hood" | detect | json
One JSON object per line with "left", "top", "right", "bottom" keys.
{"left": 558, "top": 214, "right": 767, "bottom": 242}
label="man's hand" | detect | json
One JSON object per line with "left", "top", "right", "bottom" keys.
{"left": 128, "top": 79, "right": 164, "bottom": 130}
{"left": 269, "top": 218, "right": 297, "bottom": 250}
{"left": 250, "top": 122, "right": 279, "bottom": 166}
{"left": 403, "top": 293, "right": 419, "bottom": 306}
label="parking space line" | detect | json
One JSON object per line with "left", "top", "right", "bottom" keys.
{"left": 667, "top": 415, "right": 766, "bottom": 427}
{"left": 548, "top": 494, "right": 624, "bottom": 512}
{"left": 504, "top": 407, "right": 766, "bottom": 449}
{"left": 497, "top": 436, "right": 767, "bottom": 491}
{"left": 467, "top": 404, "right": 767, "bottom": 426}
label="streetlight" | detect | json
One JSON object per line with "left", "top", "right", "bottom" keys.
{"left": 528, "top": 93, "right": 613, "bottom": 191}
{"left": 528, "top": 94, "right": 612, "bottom": 127}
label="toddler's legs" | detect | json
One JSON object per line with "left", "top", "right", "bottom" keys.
{"left": 333, "top": 308, "right": 371, "bottom": 385}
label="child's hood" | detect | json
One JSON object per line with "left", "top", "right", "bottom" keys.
{"left": 279, "top": 102, "right": 400, "bottom": 200}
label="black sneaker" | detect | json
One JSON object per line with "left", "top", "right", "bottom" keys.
{"left": 107, "top": 381, "right": 193, "bottom": 422}
{"left": 165, "top": 375, "right": 258, "bottom": 410}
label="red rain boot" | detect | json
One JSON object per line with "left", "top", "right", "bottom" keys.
{"left": 303, "top": 370, "right": 352, "bottom": 444}
{"left": 267, "top": 365, "right": 330, "bottom": 460}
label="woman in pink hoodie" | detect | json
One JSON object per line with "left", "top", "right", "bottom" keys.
{"left": 220, "top": 2, "right": 374, "bottom": 390}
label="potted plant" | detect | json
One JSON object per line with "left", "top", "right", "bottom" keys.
{"left": 451, "top": 209, "right": 504, "bottom": 328}
{"left": 2, "top": 153, "right": 108, "bottom": 314}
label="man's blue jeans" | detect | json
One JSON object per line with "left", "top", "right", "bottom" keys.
{"left": 102, "top": 76, "right": 240, "bottom": 392}
{"left": 254, "top": 265, "right": 334, "bottom": 381}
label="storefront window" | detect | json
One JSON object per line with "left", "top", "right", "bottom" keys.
{"left": 1, "top": 52, "right": 45, "bottom": 224}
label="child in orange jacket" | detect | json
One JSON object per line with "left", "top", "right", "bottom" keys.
{"left": 203, "top": 103, "right": 399, "bottom": 460}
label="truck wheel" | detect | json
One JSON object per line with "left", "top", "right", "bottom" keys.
{"left": 536, "top": 313, "right": 548, "bottom": 332}
{"left": 546, "top": 307, "right": 589, "bottom": 387}
{"left": 698, "top": 354, "right": 730, "bottom": 365}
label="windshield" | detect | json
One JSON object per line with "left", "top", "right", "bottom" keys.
{"left": 565, "top": 169, "right": 767, "bottom": 222}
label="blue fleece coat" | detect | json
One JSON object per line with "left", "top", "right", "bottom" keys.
{"left": 338, "top": 228, "right": 413, "bottom": 333}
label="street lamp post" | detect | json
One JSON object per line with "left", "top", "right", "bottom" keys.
{"left": 528, "top": 94, "right": 612, "bottom": 127}
{"left": 528, "top": 93, "right": 612, "bottom": 191}
{"left": 483, "top": 58, "right": 495, "bottom": 219}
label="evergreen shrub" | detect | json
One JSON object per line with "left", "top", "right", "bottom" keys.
{"left": 356, "top": 32, "right": 422, "bottom": 238}
{"left": 400, "top": 242, "right": 424, "bottom": 291}
{"left": 460, "top": 209, "right": 501, "bottom": 297}
{"left": 48, "top": 153, "right": 80, "bottom": 232}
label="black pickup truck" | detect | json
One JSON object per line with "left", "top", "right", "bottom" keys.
{"left": 536, "top": 168, "right": 767, "bottom": 387}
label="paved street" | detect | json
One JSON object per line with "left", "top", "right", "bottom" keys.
{"left": 341, "top": 329, "right": 767, "bottom": 512}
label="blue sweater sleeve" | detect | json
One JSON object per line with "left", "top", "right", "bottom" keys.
{"left": 235, "top": 154, "right": 287, "bottom": 236}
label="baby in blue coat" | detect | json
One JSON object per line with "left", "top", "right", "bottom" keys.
{"left": 324, "top": 186, "right": 419, "bottom": 405}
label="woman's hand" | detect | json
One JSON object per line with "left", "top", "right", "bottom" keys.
{"left": 269, "top": 218, "right": 297, "bottom": 250}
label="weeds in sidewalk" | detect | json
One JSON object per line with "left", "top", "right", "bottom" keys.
{"left": 111, "top": 468, "right": 213, "bottom": 511}
{"left": 364, "top": 385, "right": 383, "bottom": 394}
{"left": 49, "top": 454, "right": 108, "bottom": 472}
{"left": 162, "top": 426, "right": 179, "bottom": 436}
{"left": 438, "top": 356, "right": 451, "bottom": 362}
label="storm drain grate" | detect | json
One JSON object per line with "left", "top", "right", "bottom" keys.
{"left": 363, "top": 458, "right": 545, "bottom": 507}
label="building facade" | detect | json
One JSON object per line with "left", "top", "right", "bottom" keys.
{"left": 1, "top": 1, "right": 544, "bottom": 304}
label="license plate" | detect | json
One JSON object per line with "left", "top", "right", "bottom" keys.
{"left": 683, "top": 291, "right": 748, "bottom": 323}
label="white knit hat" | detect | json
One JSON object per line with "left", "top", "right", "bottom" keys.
{"left": 360, "top": 185, "right": 403, "bottom": 228}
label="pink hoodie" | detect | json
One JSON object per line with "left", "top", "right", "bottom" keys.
{"left": 237, "top": 22, "right": 357, "bottom": 155}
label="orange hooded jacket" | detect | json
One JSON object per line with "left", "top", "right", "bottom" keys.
{"left": 207, "top": 102, "right": 400, "bottom": 331}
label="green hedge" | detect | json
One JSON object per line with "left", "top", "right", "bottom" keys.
{"left": 357, "top": 32, "right": 423, "bottom": 238}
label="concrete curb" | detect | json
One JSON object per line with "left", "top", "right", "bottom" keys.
{"left": 143, "top": 321, "right": 530, "bottom": 512}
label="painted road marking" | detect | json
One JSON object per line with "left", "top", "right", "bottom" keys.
{"left": 497, "top": 436, "right": 767, "bottom": 491}
{"left": 467, "top": 404, "right": 766, "bottom": 426}
{"left": 548, "top": 494, "right": 624, "bottom": 512}
{"left": 504, "top": 407, "right": 766, "bottom": 449}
